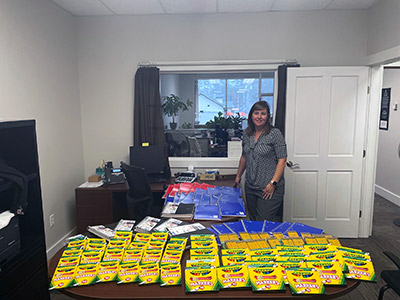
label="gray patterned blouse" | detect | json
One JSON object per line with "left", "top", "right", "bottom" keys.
{"left": 242, "top": 127, "right": 287, "bottom": 190}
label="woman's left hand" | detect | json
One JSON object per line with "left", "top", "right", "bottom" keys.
{"left": 262, "top": 183, "right": 275, "bottom": 199}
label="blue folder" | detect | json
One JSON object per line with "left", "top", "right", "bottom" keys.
{"left": 269, "top": 221, "right": 293, "bottom": 235}
{"left": 211, "top": 223, "right": 233, "bottom": 234}
{"left": 194, "top": 205, "right": 222, "bottom": 221}
{"left": 241, "top": 220, "right": 264, "bottom": 233}
{"left": 262, "top": 220, "right": 282, "bottom": 232}
{"left": 224, "top": 221, "right": 246, "bottom": 233}
{"left": 288, "top": 222, "right": 324, "bottom": 235}
{"left": 218, "top": 201, "right": 246, "bottom": 217}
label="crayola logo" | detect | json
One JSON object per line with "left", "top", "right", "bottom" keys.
{"left": 254, "top": 269, "right": 274, "bottom": 274}
{"left": 191, "top": 270, "right": 211, "bottom": 276}
{"left": 224, "top": 266, "right": 242, "bottom": 273}
{"left": 293, "top": 271, "right": 313, "bottom": 277}
{"left": 163, "top": 265, "right": 179, "bottom": 271}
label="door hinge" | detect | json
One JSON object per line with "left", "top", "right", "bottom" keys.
{"left": 359, "top": 210, "right": 362, "bottom": 218}
{"left": 367, "top": 86, "right": 370, "bottom": 94}
{"left": 363, "top": 150, "right": 366, "bottom": 158}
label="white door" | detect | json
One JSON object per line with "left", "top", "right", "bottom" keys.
{"left": 284, "top": 67, "right": 369, "bottom": 238}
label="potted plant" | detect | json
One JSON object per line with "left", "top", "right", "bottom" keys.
{"left": 161, "top": 94, "right": 193, "bottom": 130}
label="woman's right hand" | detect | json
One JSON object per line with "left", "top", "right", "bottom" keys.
{"left": 234, "top": 176, "right": 241, "bottom": 187}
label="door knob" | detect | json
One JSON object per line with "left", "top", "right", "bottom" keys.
{"left": 286, "top": 161, "right": 300, "bottom": 169}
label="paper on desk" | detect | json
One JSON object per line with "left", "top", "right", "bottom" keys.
{"left": 228, "top": 141, "right": 242, "bottom": 158}
{"left": 78, "top": 181, "right": 104, "bottom": 188}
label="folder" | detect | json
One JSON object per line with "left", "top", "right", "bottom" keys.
{"left": 218, "top": 201, "right": 246, "bottom": 217}
{"left": 241, "top": 220, "right": 264, "bottom": 233}
{"left": 223, "top": 221, "right": 246, "bottom": 234}
{"left": 194, "top": 205, "right": 222, "bottom": 221}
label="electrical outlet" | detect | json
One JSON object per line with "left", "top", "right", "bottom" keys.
{"left": 49, "top": 214, "right": 55, "bottom": 227}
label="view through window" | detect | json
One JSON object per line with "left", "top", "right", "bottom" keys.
{"left": 161, "top": 72, "right": 274, "bottom": 158}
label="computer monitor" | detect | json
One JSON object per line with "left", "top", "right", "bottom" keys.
{"left": 129, "top": 145, "right": 166, "bottom": 176}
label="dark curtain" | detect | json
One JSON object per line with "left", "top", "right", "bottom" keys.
{"left": 274, "top": 64, "right": 300, "bottom": 137}
{"left": 134, "top": 67, "right": 171, "bottom": 177}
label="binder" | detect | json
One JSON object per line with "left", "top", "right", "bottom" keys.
{"left": 269, "top": 221, "right": 293, "bottom": 234}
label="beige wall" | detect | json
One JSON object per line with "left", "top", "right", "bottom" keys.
{"left": 77, "top": 10, "right": 368, "bottom": 178}
{"left": 0, "top": 0, "right": 83, "bottom": 256}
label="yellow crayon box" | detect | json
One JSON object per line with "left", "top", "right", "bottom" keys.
{"left": 344, "top": 258, "right": 376, "bottom": 282}
{"left": 66, "top": 239, "right": 86, "bottom": 249}
{"left": 186, "top": 259, "right": 219, "bottom": 268}
{"left": 61, "top": 249, "right": 83, "bottom": 257}
{"left": 146, "top": 240, "right": 166, "bottom": 250}
{"left": 114, "top": 231, "right": 133, "bottom": 242}
{"left": 160, "top": 264, "right": 182, "bottom": 286}
{"left": 247, "top": 264, "right": 285, "bottom": 291}
{"left": 138, "top": 263, "right": 160, "bottom": 285}
{"left": 191, "top": 239, "right": 218, "bottom": 249}
{"left": 185, "top": 267, "right": 218, "bottom": 292}
{"left": 304, "top": 244, "right": 337, "bottom": 254}
{"left": 190, "top": 247, "right": 219, "bottom": 256}
{"left": 107, "top": 239, "right": 128, "bottom": 249}
{"left": 57, "top": 256, "right": 80, "bottom": 267}
{"left": 117, "top": 262, "right": 139, "bottom": 284}
{"left": 87, "top": 238, "right": 106, "bottom": 245}
{"left": 221, "top": 255, "right": 251, "bottom": 266}
{"left": 277, "top": 261, "right": 307, "bottom": 284}
{"left": 165, "top": 243, "right": 186, "bottom": 251}
{"left": 102, "top": 248, "right": 124, "bottom": 262}
{"left": 306, "top": 260, "right": 345, "bottom": 285}
{"left": 217, "top": 264, "right": 250, "bottom": 289}
{"left": 190, "top": 234, "right": 216, "bottom": 241}
{"left": 169, "top": 237, "right": 188, "bottom": 247}
{"left": 151, "top": 232, "right": 169, "bottom": 241}
{"left": 73, "top": 264, "right": 98, "bottom": 287}
{"left": 128, "top": 241, "right": 148, "bottom": 249}
{"left": 221, "top": 248, "right": 250, "bottom": 256}
{"left": 161, "top": 249, "right": 183, "bottom": 265}
{"left": 134, "top": 233, "right": 152, "bottom": 242}
{"left": 286, "top": 269, "right": 325, "bottom": 295}
{"left": 49, "top": 266, "right": 76, "bottom": 289}
{"left": 96, "top": 261, "right": 119, "bottom": 283}
{"left": 190, "top": 254, "right": 219, "bottom": 262}
{"left": 80, "top": 251, "right": 103, "bottom": 265}
{"left": 122, "top": 248, "right": 143, "bottom": 263}
{"left": 85, "top": 243, "right": 106, "bottom": 252}
{"left": 141, "top": 249, "right": 163, "bottom": 264}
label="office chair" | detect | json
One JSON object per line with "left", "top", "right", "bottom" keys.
{"left": 187, "top": 136, "right": 202, "bottom": 157}
{"left": 165, "top": 131, "right": 189, "bottom": 156}
{"left": 378, "top": 251, "right": 400, "bottom": 300}
{"left": 120, "top": 162, "right": 154, "bottom": 223}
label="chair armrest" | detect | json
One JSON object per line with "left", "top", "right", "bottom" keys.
{"left": 383, "top": 251, "right": 400, "bottom": 270}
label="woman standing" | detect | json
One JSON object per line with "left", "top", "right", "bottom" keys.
{"left": 234, "top": 101, "right": 287, "bottom": 221}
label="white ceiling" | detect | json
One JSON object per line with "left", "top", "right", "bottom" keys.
{"left": 51, "top": 0, "right": 379, "bottom": 16}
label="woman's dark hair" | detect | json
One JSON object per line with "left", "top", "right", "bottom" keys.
{"left": 245, "top": 101, "right": 272, "bottom": 136}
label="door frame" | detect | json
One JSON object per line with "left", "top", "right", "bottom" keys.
{"left": 359, "top": 45, "right": 400, "bottom": 237}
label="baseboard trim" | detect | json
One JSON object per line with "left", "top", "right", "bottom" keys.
{"left": 375, "top": 185, "right": 400, "bottom": 207}
{"left": 46, "top": 227, "right": 77, "bottom": 261}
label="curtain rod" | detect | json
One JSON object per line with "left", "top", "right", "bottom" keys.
{"left": 138, "top": 59, "right": 297, "bottom": 67}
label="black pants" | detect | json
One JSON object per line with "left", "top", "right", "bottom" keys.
{"left": 245, "top": 184, "right": 284, "bottom": 222}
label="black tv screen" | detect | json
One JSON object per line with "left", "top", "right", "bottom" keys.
{"left": 129, "top": 146, "right": 165, "bottom": 174}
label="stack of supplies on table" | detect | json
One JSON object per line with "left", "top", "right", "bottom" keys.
{"left": 161, "top": 183, "right": 245, "bottom": 221}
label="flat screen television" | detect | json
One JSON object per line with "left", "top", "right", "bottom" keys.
{"left": 129, "top": 145, "right": 166, "bottom": 176}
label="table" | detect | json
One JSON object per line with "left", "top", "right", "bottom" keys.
{"left": 49, "top": 244, "right": 360, "bottom": 300}
{"left": 75, "top": 179, "right": 236, "bottom": 233}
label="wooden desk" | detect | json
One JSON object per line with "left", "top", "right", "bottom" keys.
{"left": 75, "top": 181, "right": 167, "bottom": 233}
{"left": 49, "top": 245, "right": 360, "bottom": 300}
{"left": 75, "top": 179, "right": 235, "bottom": 233}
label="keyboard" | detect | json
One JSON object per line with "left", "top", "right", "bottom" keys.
{"left": 175, "top": 176, "right": 196, "bottom": 183}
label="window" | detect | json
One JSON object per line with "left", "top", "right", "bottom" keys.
{"left": 196, "top": 72, "right": 274, "bottom": 125}
{"left": 160, "top": 71, "right": 275, "bottom": 158}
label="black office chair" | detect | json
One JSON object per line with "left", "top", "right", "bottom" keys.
{"left": 120, "top": 162, "right": 154, "bottom": 223}
{"left": 378, "top": 251, "right": 400, "bottom": 300}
